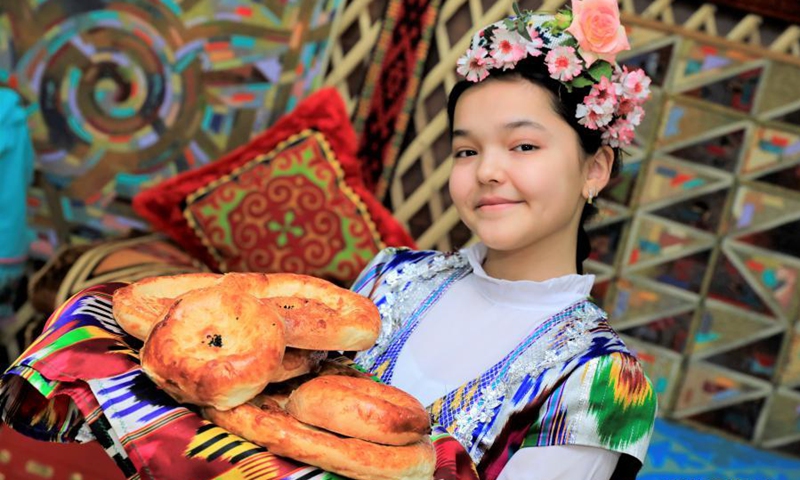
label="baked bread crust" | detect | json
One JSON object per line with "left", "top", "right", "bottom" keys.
{"left": 219, "top": 272, "right": 380, "bottom": 350}
{"left": 204, "top": 395, "right": 436, "bottom": 480}
{"left": 270, "top": 348, "right": 326, "bottom": 383}
{"left": 112, "top": 273, "right": 221, "bottom": 340}
{"left": 140, "top": 287, "right": 285, "bottom": 410}
{"left": 285, "top": 375, "right": 431, "bottom": 446}
{"left": 114, "top": 272, "right": 380, "bottom": 351}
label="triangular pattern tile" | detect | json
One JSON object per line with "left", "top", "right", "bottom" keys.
{"left": 657, "top": 97, "right": 746, "bottom": 149}
{"left": 639, "top": 157, "right": 731, "bottom": 205}
{"left": 741, "top": 126, "right": 800, "bottom": 176}
{"left": 666, "top": 127, "right": 747, "bottom": 173}
{"left": 725, "top": 240, "right": 800, "bottom": 319}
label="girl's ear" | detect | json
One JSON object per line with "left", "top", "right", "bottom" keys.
{"left": 584, "top": 146, "right": 615, "bottom": 195}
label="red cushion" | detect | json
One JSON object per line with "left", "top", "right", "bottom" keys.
{"left": 133, "top": 88, "right": 415, "bottom": 285}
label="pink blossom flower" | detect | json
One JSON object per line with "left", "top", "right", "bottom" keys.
{"left": 626, "top": 105, "right": 645, "bottom": 126}
{"left": 524, "top": 25, "right": 545, "bottom": 57}
{"left": 545, "top": 46, "right": 583, "bottom": 81}
{"left": 617, "top": 97, "right": 636, "bottom": 116}
{"left": 576, "top": 102, "right": 614, "bottom": 129}
{"left": 602, "top": 119, "right": 636, "bottom": 147}
{"left": 457, "top": 46, "right": 492, "bottom": 82}
{"left": 566, "top": 0, "right": 630, "bottom": 67}
{"left": 490, "top": 27, "right": 527, "bottom": 69}
{"left": 586, "top": 76, "right": 619, "bottom": 112}
{"left": 618, "top": 66, "right": 651, "bottom": 102}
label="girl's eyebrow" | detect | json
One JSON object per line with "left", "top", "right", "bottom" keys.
{"left": 453, "top": 120, "right": 547, "bottom": 139}
{"left": 504, "top": 120, "right": 547, "bottom": 131}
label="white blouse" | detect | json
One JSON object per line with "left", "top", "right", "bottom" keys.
{"left": 390, "top": 243, "right": 620, "bottom": 479}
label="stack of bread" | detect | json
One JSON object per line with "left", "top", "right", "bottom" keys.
{"left": 112, "top": 272, "right": 435, "bottom": 480}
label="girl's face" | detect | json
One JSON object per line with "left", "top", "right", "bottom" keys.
{"left": 449, "top": 78, "right": 592, "bottom": 258}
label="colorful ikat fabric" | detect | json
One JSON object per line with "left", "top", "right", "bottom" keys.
{"left": 352, "top": 248, "right": 657, "bottom": 479}
{"left": 0, "top": 283, "right": 478, "bottom": 480}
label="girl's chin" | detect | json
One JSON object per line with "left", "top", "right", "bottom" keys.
{"left": 473, "top": 233, "right": 528, "bottom": 252}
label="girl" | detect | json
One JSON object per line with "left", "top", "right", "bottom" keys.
{"left": 350, "top": 3, "right": 657, "bottom": 479}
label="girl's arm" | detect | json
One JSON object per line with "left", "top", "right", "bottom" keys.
{"left": 497, "top": 444, "right": 620, "bottom": 480}
{"left": 484, "top": 352, "right": 656, "bottom": 479}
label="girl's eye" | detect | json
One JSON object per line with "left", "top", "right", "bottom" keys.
{"left": 512, "top": 144, "right": 538, "bottom": 152}
{"left": 454, "top": 149, "right": 478, "bottom": 158}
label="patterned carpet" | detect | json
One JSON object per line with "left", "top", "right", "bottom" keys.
{"left": 640, "top": 418, "right": 800, "bottom": 480}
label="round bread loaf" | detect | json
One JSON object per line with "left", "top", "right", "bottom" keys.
{"left": 219, "top": 272, "right": 380, "bottom": 351}
{"left": 204, "top": 395, "right": 436, "bottom": 480}
{"left": 315, "top": 358, "right": 374, "bottom": 379}
{"left": 285, "top": 375, "right": 431, "bottom": 446}
{"left": 112, "top": 273, "right": 221, "bottom": 340}
{"left": 140, "top": 287, "right": 285, "bottom": 410}
{"left": 269, "top": 348, "right": 326, "bottom": 383}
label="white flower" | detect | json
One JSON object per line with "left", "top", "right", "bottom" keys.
{"left": 545, "top": 46, "right": 583, "bottom": 81}
{"left": 490, "top": 27, "right": 527, "bottom": 70}
{"left": 617, "top": 66, "right": 651, "bottom": 102}
{"left": 626, "top": 104, "right": 645, "bottom": 126}
{"left": 457, "top": 46, "right": 492, "bottom": 82}
{"left": 576, "top": 102, "right": 614, "bottom": 130}
{"left": 524, "top": 25, "right": 545, "bottom": 56}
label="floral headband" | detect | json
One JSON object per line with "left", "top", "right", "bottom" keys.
{"left": 456, "top": 0, "right": 651, "bottom": 148}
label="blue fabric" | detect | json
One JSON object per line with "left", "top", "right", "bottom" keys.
{"left": 0, "top": 87, "right": 35, "bottom": 263}
{"left": 640, "top": 418, "right": 800, "bottom": 480}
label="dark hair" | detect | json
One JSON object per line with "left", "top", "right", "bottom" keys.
{"left": 446, "top": 57, "right": 622, "bottom": 274}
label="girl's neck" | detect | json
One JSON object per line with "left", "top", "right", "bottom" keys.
{"left": 481, "top": 237, "right": 579, "bottom": 282}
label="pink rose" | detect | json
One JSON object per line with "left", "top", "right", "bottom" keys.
{"left": 566, "top": 0, "right": 630, "bottom": 67}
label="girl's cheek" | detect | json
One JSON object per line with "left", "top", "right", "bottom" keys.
{"left": 451, "top": 183, "right": 470, "bottom": 204}
{"left": 448, "top": 171, "right": 469, "bottom": 201}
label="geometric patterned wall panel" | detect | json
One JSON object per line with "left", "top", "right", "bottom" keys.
{"left": 344, "top": 0, "right": 800, "bottom": 457}
{"left": 614, "top": 14, "right": 800, "bottom": 452}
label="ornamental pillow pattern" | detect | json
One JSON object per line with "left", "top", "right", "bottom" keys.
{"left": 184, "top": 130, "right": 384, "bottom": 284}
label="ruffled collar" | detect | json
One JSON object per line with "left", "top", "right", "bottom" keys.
{"left": 461, "top": 243, "right": 594, "bottom": 309}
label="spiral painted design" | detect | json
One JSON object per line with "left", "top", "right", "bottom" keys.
{"left": 1, "top": 0, "right": 340, "bottom": 238}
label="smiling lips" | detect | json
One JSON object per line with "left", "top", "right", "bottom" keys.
{"left": 475, "top": 196, "right": 523, "bottom": 210}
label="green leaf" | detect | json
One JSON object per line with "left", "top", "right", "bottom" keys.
{"left": 513, "top": 2, "right": 522, "bottom": 17}
{"left": 570, "top": 76, "right": 595, "bottom": 89}
{"left": 588, "top": 61, "right": 613, "bottom": 81}
{"left": 517, "top": 22, "right": 531, "bottom": 41}
{"left": 554, "top": 10, "right": 573, "bottom": 30}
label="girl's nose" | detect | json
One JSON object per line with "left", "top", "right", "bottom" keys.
{"left": 475, "top": 152, "right": 506, "bottom": 184}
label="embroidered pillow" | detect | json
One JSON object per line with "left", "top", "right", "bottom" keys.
{"left": 133, "top": 88, "right": 415, "bottom": 285}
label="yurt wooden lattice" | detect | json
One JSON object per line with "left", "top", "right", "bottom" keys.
{"left": 324, "top": 0, "right": 800, "bottom": 457}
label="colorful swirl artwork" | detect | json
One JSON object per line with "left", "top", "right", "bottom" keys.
{"left": 0, "top": 0, "right": 341, "bottom": 252}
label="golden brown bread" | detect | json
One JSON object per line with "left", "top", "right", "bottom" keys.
{"left": 112, "top": 273, "right": 221, "bottom": 340}
{"left": 315, "top": 358, "right": 375, "bottom": 379}
{"left": 261, "top": 359, "right": 371, "bottom": 401}
{"left": 140, "top": 287, "right": 285, "bottom": 410}
{"left": 285, "top": 375, "right": 431, "bottom": 446}
{"left": 114, "top": 272, "right": 380, "bottom": 350}
{"left": 204, "top": 395, "right": 436, "bottom": 480}
{"left": 269, "top": 348, "right": 326, "bottom": 383}
{"left": 218, "top": 272, "right": 381, "bottom": 351}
